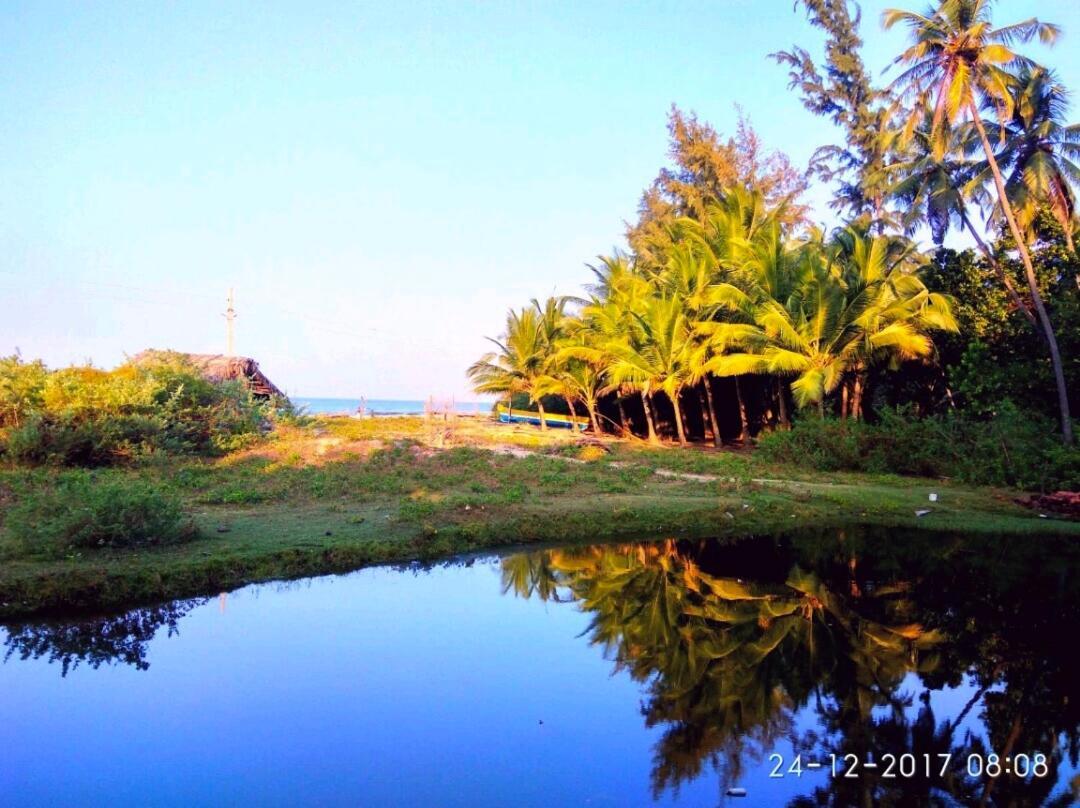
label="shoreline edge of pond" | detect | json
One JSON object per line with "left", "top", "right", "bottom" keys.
{"left": 3, "top": 415, "right": 1078, "bottom": 621}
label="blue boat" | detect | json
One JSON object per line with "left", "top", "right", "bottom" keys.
{"left": 496, "top": 403, "right": 589, "bottom": 431}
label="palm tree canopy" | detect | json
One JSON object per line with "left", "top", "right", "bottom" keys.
{"left": 982, "top": 66, "right": 1080, "bottom": 242}
{"left": 467, "top": 306, "right": 549, "bottom": 398}
{"left": 706, "top": 228, "right": 956, "bottom": 407}
{"left": 883, "top": 0, "right": 1060, "bottom": 152}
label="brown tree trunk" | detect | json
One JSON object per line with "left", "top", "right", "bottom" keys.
{"left": 777, "top": 381, "right": 790, "bottom": 429}
{"left": 617, "top": 396, "right": 630, "bottom": 437}
{"left": 970, "top": 99, "right": 1073, "bottom": 444}
{"left": 641, "top": 391, "right": 659, "bottom": 445}
{"left": 696, "top": 388, "right": 711, "bottom": 442}
{"left": 564, "top": 395, "right": 578, "bottom": 434}
{"left": 586, "top": 402, "right": 600, "bottom": 435}
{"left": 734, "top": 377, "right": 750, "bottom": 443}
{"left": 671, "top": 390, "right": 687, "bottom": 446}
{"left": 536, "top": 399, "right": 548, "bottom": 431}
{"left": 852, "top": 374, "right": 865, "bottom": 422}
{"left": 841, "top": 381, "right": 849, "bottom": 420}
{"left": 960, "top": 210, "right": 1036, "bottom": 326}
{"left": 703, "top": 378, "right": 722, "bottom": 448}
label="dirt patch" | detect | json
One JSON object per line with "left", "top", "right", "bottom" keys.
{"left": 1019, "top": 491, "right": 1080, "bottom": 520}
{"left": 225, "top": 436, "right": 385, "bottom": 466}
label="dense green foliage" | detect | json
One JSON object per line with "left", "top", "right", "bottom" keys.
{"left": 7, "top": 475, "right": 193, "bottom": 558}
{"left": 922, "top": 212, "right": 1080, "bottom": 419}
{"left": 470, "top": 0, "right": 1079, "bottom": 475}
{"left": 471, "top": 181, "right": 958, "bottom": 447}
{"left": 883, "top": 0, "right": 1074, "bottom": 441}
{"left": 0, "top": 353, "right": 277, "bottom": 466}
{"left": 757, "top": 407, "right": 1079, "bottom": 491}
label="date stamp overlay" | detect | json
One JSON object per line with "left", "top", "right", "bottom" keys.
{"left": 768, "top": 752, "right": 1051, "bottom": 780}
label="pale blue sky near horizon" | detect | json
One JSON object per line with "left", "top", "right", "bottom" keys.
{"left": 2, "top": 1, "right": 1077, "bottom": 399}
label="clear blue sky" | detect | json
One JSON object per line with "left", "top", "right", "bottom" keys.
{"left": 2, "top": 1, "right": 1077, "bottom": 398}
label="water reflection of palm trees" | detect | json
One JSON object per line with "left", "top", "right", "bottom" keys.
{"left": 501, "top": 533, "right": 1080, "bottom": 806}
{"left": 1, "top": 598, "right": 205, "bottom": 676}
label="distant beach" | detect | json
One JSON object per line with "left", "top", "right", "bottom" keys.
{"left": 292, "top": 397, "right": 493, "bottom": 416}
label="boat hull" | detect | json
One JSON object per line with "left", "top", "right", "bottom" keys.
{"left": 496, "top": 404, "right": 589, "bottom": 431}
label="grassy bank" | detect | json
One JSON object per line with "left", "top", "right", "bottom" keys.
{"left": 1, "top": 414, "right": 1076, "bottom": 619}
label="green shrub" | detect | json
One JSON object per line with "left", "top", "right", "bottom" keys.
{"left": 756, "top": 406, "right": 1080, "bottom": 491}
{"left": 7, "top": 476, "right": 195, "bottom": 557}
{"left": 0, "top": 354, "right": 281, "bottom": 466}
{"left": 3, "top": 413, "right": 166, "bottom": 466}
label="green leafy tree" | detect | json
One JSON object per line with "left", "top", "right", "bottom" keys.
{"left": 629, "top": 107, "right": 807, "bottom": 264}
{"left": 773, "top": 0, "right": 895, "bottom": 224}
{"left": 883, "top": 0, "right": 1073, "bottom": 443}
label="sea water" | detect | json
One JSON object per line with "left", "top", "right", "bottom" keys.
{"left": 291, "top": 397, "right": 493, "bottom": 416}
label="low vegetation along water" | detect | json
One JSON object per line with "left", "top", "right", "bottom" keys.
{"left": 2, "top": 527, "right": 1077, "bottom": 806}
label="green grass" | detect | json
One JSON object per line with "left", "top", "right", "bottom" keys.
{"left": 1, "top": 417, "right": 1076, "bottom": 619}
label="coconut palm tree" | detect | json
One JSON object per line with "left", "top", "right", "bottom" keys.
{"left": 467, "top": 306, "right": 552, "bottom": 429}
{"left": 883, "top": 0, "right": 1073, "bottom": 443}
{"left": 604, "top": 296, "right": 696, "bottom": 445}
{"left": 659, "top": 241, "right": 728, "bottom": 445}
{"left": 677, "top": 191, "right": 794, "bottom": 441}
{"left": 834, "top": 228, "right": 958, "bottom": 417}
{"left": 887, "top": 110, "right": 1036, "bottom": 324}
{"left": 707, "top": 230, "right": 956, "bottom": 418}
{"left": 529, "top": 295, "right": 580, "bottom": 427}
{"left": 534, "top": 350, "right": 605, "bottom": 434}
{"left": 561, "top": 295, "right": 642, "bottom": 438}
{"left": 988, "top": 66, "right": 1080, "bottom": 256}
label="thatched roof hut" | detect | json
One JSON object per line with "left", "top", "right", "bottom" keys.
{"left": 132, "top": 350, "right": 286, "bottom": 399}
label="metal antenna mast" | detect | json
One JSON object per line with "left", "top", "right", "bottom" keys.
{"left": 223, "top": 288, "right": 236, "bottom": 356}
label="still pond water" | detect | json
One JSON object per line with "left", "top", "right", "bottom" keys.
{"left": 2, "top": 529, "right": 1079, "bottom": 806}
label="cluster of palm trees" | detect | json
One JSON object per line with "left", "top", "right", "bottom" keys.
{"left": 469, "top": 0, "right": 1078, "bottom": 445}
{"left": 469, "top": 193, "right": 956, "bottom": 445}
{"left": 882, "top": 0, "right": 1077, "bottom": 442}
{"left": 500, "top": 535, "right": 1080, "bottom": 805}
{"left": 500, "top": 540, "right": 946, "bottom": 800}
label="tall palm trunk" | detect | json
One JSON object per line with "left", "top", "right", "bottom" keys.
{"left": 959, "top": 209, "right": 1036, "bottom": 326}
{"left": 841, "top": 381, "right": 850, "bottom": 420}
{"left": 734, "top": 377, "right": 750, "bottom": 443}
{"left": 776, "top": 380, "right": 790, "bottom": 430}
{"left": 696, "top": 388, "right": 711, "bottom": 442}
{"left": 616, "top": 396, "right": 630, "bottom": 437}
{"left": 852, "top": 373, "right": 865, "bottom": 422}
{"left": 969, "top": 99, "right": 1073, "bottom": 444}
{"left": 641, "top": 391, "right": 659, "bottom": 445}
{"left": 564, "top": 395, "right": 578, "bottom": 435}
{"left": 702, "top": 378, "right": 721, "bottom": 448}
{"left": 586, "top": 402, "right": 600, "bottom": 435}
{"left": 536, "top": 399, "right": 548, "bottom": 431}
{"left": 670, "top": 390, "right": 688, "bottom": 446}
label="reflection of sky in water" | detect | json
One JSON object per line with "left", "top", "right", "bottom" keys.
{"left": 0, "top": 556, "right": 1075, "bottom": 806}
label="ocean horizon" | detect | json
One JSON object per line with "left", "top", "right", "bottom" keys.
{"left": 292, "top": 397, "right": 493, "bottom": 416}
